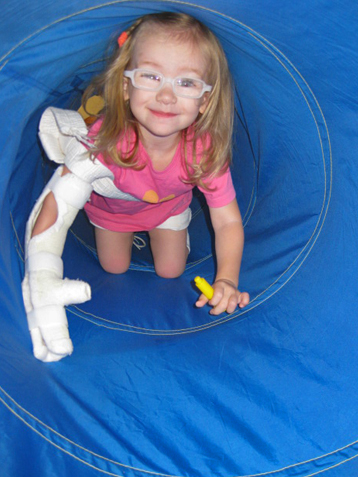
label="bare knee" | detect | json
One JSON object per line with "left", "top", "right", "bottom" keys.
{"left": 98, "top": 256, "right": 131, "bottom": 275}
{"left": 95, "top": 229, "right": 133, "bottom": 274}
{"left": 149, "top": 228, "right": 188, "bottom": 278}
{"left": 154, "top": 260, "right": 186, "bottom": 279}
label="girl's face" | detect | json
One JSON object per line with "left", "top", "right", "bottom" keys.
{"left": 124, "top": 31, "right": 210, "bottom": 147}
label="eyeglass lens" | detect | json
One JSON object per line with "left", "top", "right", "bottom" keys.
{"left": 132, "top": 70, "right": 205, "bottom": 98}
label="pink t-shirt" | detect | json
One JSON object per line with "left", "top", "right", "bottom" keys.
{"left": 84, "top": 124, "right": 236, "bottom": 232}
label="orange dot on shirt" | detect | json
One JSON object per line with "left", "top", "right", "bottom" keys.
{"left": 142, "top": 190, "right": 159, "bottom": 203}
{"left": 142, "top": 190, "right": 176, "bottom": 203}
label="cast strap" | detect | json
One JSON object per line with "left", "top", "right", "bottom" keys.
{"left": 27, "top": 305, "right": 68, "bottom": 331}
{"left": 26, "top": 252, "right": 63, "bottom": 276}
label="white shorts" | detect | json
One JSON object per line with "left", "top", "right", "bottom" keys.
{"left": 156, "top": 208, "right": 192, "bottom": 253}
{"left": 156, "top": 208, "right": 192, "bottom": 231}
{"left": 91, "top": 208, "right": 192, "bottom": 252}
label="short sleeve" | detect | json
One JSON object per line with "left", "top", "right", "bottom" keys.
{"left": 198, "top": 168, "right": 236, "bottom": 208}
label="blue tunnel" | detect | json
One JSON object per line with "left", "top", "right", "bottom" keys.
{"left": 1, "top": 1, "right": 358, "bottom": 476}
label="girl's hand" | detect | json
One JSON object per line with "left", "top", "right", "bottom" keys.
{"left": 196, "top": 278, "right": 250, "bottom": 315}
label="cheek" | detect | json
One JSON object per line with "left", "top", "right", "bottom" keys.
{"left": 128, "top": 88, "right": 151, "bottom": 105}
{"left": 183, "top": 98, "right": 203, "bottom": 113}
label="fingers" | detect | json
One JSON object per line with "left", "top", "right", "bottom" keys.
{"left": 238, "top": 291, "right": 250, "bottom": 309}
{"left": 195, "top": 294, "right": 209, "bottom": 308}
{"left": 196, "top": 280, "right": 250, "bottom": 315}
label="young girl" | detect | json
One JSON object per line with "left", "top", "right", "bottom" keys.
{"left": 26, "top": 12, "right": 249, "bottom": 361}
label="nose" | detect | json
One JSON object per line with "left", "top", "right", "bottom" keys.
{"left": 156, "top": 80, "right": 177, "bottom": 104}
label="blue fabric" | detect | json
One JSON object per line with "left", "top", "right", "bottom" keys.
{"left": 1, "top": 1, "right": 358, "bottom": 476}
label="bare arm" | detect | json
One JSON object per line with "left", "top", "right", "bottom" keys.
{"left": 196, "top": 199, "right": 250, "bottom": 314}
{"left": 31, "top": 166, "right": 71, "bottom": 237}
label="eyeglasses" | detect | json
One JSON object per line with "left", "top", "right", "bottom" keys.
{"left": 124, "top": 69, "right": 212, "bottom": 99}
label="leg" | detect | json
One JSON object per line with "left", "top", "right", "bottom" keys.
{"left": 95, "top": 227, "right": 134, "bottom": 274}
{"left": 149, "top": 228, "right": 189, "bottom": 278}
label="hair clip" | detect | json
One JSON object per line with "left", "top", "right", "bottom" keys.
{"left": 117, "top": 31, "right": 128, "bottom": 48}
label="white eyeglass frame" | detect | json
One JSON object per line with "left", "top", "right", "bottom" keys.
{"left": 124, "top": 69, "right": 212, "bottom": 99}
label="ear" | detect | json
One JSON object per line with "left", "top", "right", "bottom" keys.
{"left": 199, "top": 92, "right": 210, "bottom": 115}
{"left": 123, "top": 76, "right": 129, "bottom": 101}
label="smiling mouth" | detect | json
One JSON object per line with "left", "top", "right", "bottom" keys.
{"left": 150, "top": 110, "right": 177, "bottom": 118}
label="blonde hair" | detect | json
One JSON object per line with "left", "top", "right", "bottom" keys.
{"left": 82, "top": 12, "right": 234, "bottom": 186}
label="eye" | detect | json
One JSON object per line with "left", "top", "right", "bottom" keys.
{"left": 141, "top": 72, "right": 161, "bottom": 82}
{"left": 177, "top": 78, "right": 197, "bottom": 88}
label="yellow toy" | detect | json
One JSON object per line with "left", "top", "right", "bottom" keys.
{"left": 194, "top": 276, "right": 214, "bottom": 300}
{"left": 78, "top": 95, "right": 104, "bottom": 125}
